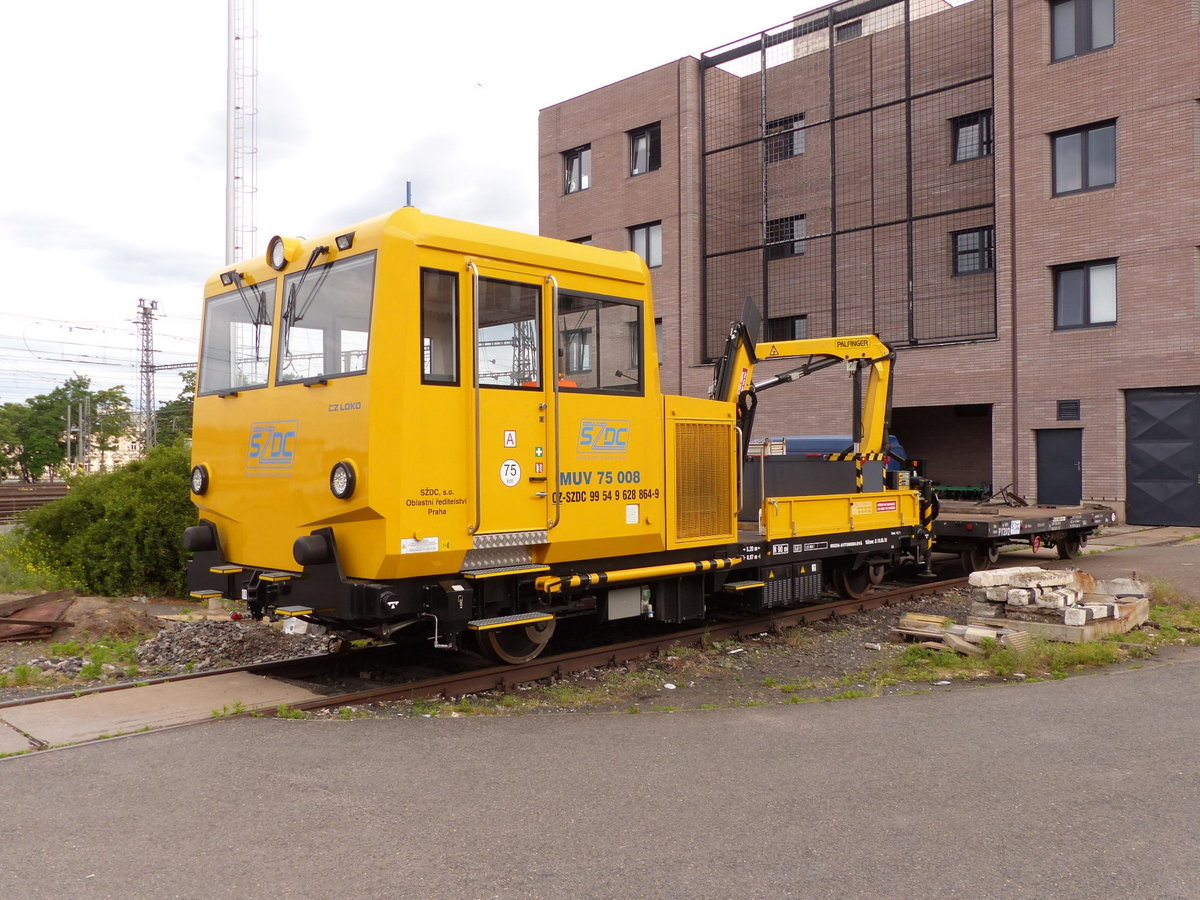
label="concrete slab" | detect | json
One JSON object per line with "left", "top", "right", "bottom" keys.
{"left": 0, "top": 721, "right": 36, "bottom": 755}
{"left": 0, "top": 673, "right": 322, "bottom": 747}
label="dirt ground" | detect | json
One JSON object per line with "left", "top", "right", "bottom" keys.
{"left": 420, "top": 589, "right": 1008, "bottom": 716}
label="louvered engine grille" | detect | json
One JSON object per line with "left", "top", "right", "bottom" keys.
{"left": 674, "top": 422, "right": 733, "bottom": 541}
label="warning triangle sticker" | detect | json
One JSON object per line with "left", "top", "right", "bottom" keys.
{"left": 768, "top": 345, "right": 780, "bottom": 357}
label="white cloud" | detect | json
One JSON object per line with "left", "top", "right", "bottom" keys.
{"left": 0, "top": 0, "right": 827, "bottom": 405}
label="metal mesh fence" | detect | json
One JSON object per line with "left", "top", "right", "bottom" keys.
{"left": 701, "top": 0, "right": 995, "bottom": 359}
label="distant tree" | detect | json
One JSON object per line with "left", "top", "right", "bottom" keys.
{"left": 0, "top": 377, "right": 139, "bottom": 480}
{"left": 155, "top": 371, "right": 196, "bottom": 446}
{"left": 0, "top": 393, "right": 67, "bottom": 481}
{"left": 0, "top": 402, "right": 29, "bottom": 479}
{"left": 90, "top": 385, "right": 133, "bottom": 469}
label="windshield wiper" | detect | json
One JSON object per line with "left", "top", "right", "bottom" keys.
{"left": 227, "top": 271, "right": 270, "bottom": 360}
{"left": 281, "top": 246, "right": 330, "bottom": 358}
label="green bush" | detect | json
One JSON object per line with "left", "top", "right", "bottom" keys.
{"left": 13, "top": 443, "right": 194, "bottom": 596}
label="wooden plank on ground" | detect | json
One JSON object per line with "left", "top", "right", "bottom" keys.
{"left": 0, "top": 590, "right": 76, "bottom": 619}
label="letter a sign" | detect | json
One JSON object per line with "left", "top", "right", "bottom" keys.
{"left": 503, "top": 430, "right": 517, "bottom": 448}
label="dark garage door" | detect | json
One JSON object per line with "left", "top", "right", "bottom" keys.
{"left": 1126, "top": 388, "right": 1200, "bottom": 526}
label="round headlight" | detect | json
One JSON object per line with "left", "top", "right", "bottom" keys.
{"left": 267, "top": 235, "right": 288, "bottom": 271}
{"left": 190, "top": 464, "right": 209, "bottom": 495}
{"left": 330, "top": 461, "right": 356, "bottom": 499}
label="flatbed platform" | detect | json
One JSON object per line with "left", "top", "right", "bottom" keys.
{"left": 933, "top": 500, "right": 1117, "bottom": 567}
{"left": 934, "top": 500, "right": 1117, "bottom": 539}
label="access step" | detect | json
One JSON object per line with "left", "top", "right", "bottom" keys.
{"left": 259, "top": 571, "right": 296, "bottom": 583}
{"left": 189, "top": 589, "right": 224, "bottom": 601}
{"left": 467, "top": 612, "right": 555, "bottom": 631}
{"left": 274, "top": 605, "right": 314, "bottom": 618}
{"left": 723, "top": 580, "right": 765, "bottom": 592}
{"left": 463, "top": 564, "right": 551, "bottom": 580}
{"left": 209, "top": 564, "right": 244, "bottom": 575}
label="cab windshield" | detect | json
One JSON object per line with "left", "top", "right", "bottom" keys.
{"left": 198, "top": 279, "right": 276, "bottom": 395}
{"left": 278, "top": 252, "right": 375, "bottom": 384}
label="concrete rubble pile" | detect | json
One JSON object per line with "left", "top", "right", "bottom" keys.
{"left": 965, "top": 566, "right": 1150, "bottom": 641}
{"left": 893, "top": 567, "right": 1151, "bottom": 652}
{"left": 968, "top": 567, "right": 1146, "bottom": 622}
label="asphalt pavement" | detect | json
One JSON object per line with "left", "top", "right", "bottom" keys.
{"left": 4, "top": 530, "right": 1200, "bottom": 899}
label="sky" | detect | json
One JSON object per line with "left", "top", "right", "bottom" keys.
{"left": 0, "top": 0, "right": 833, "bottom": 411}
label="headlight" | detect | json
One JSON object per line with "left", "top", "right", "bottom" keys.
{"left": 330, "top": 461, "right": 356, "bottom": 499}
{"left": 190, "top": 464, "right": 210, "bottom": 495}
{"left": 266, "top": 235, "right": 302, "bottom": 271}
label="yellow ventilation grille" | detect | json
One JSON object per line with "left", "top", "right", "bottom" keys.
{"left": 675, "top": 422, "right": 733, "bottom": 541}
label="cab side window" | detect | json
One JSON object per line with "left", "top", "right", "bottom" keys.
{"left": 556, "top": 290, "right": 643, "bottom": 394}
{"left": 421, "top": 268, "right": 458, "bottom": 384}
{"left": 478, "top": 277, "right": 541, "bottom": 388}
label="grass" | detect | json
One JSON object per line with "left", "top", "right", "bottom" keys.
{"left": 211, "top": 701, "right": 248, "bottom": 718}
{"left": 1147, "top": 578, "right": 1200, "bottom": 643}
{"left": 889, "top": 634, "right": 1124, "bottom": 683}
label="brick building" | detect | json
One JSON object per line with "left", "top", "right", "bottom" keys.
{"left": 538, "top": 0, "right": 1200, "bottom": 524}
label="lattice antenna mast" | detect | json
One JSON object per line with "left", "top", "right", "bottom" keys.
{"left": 225, "top": 0, "right": 258, "bottom": 264}
{"left": 137, "top": 298, "right": 159, "bottom": 450}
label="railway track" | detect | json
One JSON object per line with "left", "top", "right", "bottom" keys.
{"left": 274, "top": 574, "right": 969, "bottom": 714}
{"left": 0, "top": 574, "right": 967, "bottom": 752}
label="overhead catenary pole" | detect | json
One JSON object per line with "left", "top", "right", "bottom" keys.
{"left": 226, "top": 0, "right": 258, "bottom": 264}
{"left": 137, "top": 298, "right": 158, "bottom": 451}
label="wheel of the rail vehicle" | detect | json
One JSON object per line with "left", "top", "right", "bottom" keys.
{"left": 832, "top": 564, "right": 872, "bottom": 601}
{"left": 1056, "top": 533, "right": 1084, "bottom": 560}
{"left": 477, "top": 618, "right": 557, "bottom": 665}
{"left": 867, "top": 561, "right": 887, "bottom": 586}
{"left": 960, "top": 543, "right": 999, "bottom": 573}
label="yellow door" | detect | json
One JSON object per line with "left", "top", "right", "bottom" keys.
{"left": 469, "top": 265, "right": 553, "bottom": 538}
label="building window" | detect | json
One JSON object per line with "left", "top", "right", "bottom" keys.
{"left": 1052, "top": 121, "right": 1115, "bottom": 194}
{"left": 570, "top": 236, "right": 593, "bottom": 245}
{"left": 629, "top": 123, "right": 661, "bottom": 176}
{"left": 835, "top": 19, "right": 863, "bottom": 42}
{"left": 1054, "top": 259, "right": 1117, "bottom": 329}
{"left": 563, "top": 145, "right": 591, "bottom": 194}
{"left": 953, "top": 226, "right": 995, "bottom": 275}
{"left": 766, "top": 314, "right": 809, "bottom": 342}
{"left": 952, "top": 110, "right": 993, "bottom": 162}
{"left": 1051, "top": 0, "right": 1114, "bottom": 62}
{"left": 562, "top": 328, "right": 592, "bottom": 374}
{"left": 633, "top": 317, "right": 664, "bottom": 368}
{"left": 766, "top": 215, "right": 806, "bottom": 260}
{"left": 629, "top": 221, "right": 662, "bottom": 268}
{"left": 765, "top": 114, "right": 805, "bottom": 162}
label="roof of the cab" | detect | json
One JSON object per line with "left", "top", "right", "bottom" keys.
{"left": 378, "top": 207, "right": 650, "bottom": 286}
{"left": 203, "top": 206, "right": 652, "bottom": 294}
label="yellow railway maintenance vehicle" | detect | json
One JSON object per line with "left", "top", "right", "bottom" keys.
{"left": 184, "top": 208, "right": 932, "bottom": 663}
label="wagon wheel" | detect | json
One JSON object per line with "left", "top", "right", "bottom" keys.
{"left": 832, "top": 564, "right": 872, "bottom": 601}
{"left": 959, "top": 543, "right": 999, "bottom": 573}
{"left": 1056, "top": 534, "right": 1084, "bottom": 560}
{"left": 476, "top": 618, "right": 557, "bottom": 665}
{"left": 867, "top": 561, "right": 888, "bottom": 585}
